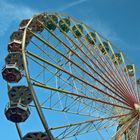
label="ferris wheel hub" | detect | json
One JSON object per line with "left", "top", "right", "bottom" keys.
{"left": 134, "top": 103, "right": 140, "bottom": 113}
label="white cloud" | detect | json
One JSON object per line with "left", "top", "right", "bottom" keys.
{"left": 58, "top": 0, "right": 87, "bottom": 11}
{"left": 0, "top": 0, "right": 38, "bottom": 34}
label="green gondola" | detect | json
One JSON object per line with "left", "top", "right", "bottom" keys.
{"left": 124, "top": 65, "right": 135, "bottom": 77}
{"left": 59, "top": 18, "right": 70, "bottom": 33}
{"left": 85, "top": 32, "right": 96, "bottom": 45}
{"left": 45, "top": 15, "right": 58, "bottom": 31}
{"left": 98, "top": 42, "right": 109, "bottom": 55}
{"left": 72, "top": 24, "right": 83, "bottom": 38}
{"left": 137, "top": 78, "right": 140, "bottom": 85}
{"left": 112, "top": 53, "right": 123, "bottom": 64}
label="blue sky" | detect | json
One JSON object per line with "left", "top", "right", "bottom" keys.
{"left": 0, "top": 0, "right": 140, "bottom": 139}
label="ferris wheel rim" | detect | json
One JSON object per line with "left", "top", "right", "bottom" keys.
{"left": 3, "top": 11, "right": 140, "bottom": 140}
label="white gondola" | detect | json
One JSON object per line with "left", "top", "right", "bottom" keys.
{"left": 9, "top": 86, "right": 32, "bottom": 105}
{"left": 8, "top": 40, "right": 22, "bottom": 52}
{"left": 5, "top": 102, "right": 30, "bottom": 123}
{"left": 5, "top": 52, "right": 24, "bottom": 70}
{"left": 2, "top": 65, "right": 22, "bottom": 83}
{"left": 23, "top": 132, "right": 50, "bottom": 140}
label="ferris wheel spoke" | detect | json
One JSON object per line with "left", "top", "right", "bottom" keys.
{"left": 31, "top": 89, "right": 117, "bottom": 119}
{"left": 28, "top": 52, "right": 132, "bottom": 108}
{"left": 84, "top": 24, "right": 139, "bottom": 98}
{"left": 95, "top": 34, "right": 136, "bottom": 101}
{"left": 30, "top": 100, "right": 113, "bottom": 119}
{"left": 119, "top": 52, "right": 138, "bottom": 99}
{"left": 29, "top": 81, "right": 123, "bottom": 124}
{"left": 96, "top": 49, "right": 133, "bottom": 100}
{"left": 27, "top": 51, "right": 99, "bottom": 99}
{"left": 38, "top": 19, "right": 137, "bottom": 107}
{"left": 109, "top": 44, "right": 138, "bottom": 102}
{"left": 47, "top": 15, "right": 134, "bottom": 100}
{"left": 64, "top": 38, "right": 129, "bottom": 102}
{"left": 110, "top": 51, "right": 138, "bottom": 105}
{"left": 39, "top": 90, "right": 125, "bottom": 116}
{"left": 133, "top": 68, "right": 139, "bottom": 101}
{"left": 39, "top": 91, "right": 119, "bottom": 118}
{"left": 68, "top": 18, "right": 131, "bottom": 96}
{"left": 82, "top": 30, "right": 134, "bottom": 100}
{"left": 27, "top": 50, "right": 133, "bottom": 108}
{"left": 95, "top": 33, "right": 136, "bottom": 97}
{"left": 27, "top": 67, "right": 130, "bottom": 121}
{"left": 32, "top": 82, "right": 132, "bottom": 110}
{"left": 40, "top": 89, "right": 124, "bottom": 118}
{"left": 55, "top": 122, "right": 107, "bottom": 139}
{"left": 26, "top": 38, "right": 132, "bottom": 118}
{"left": 27, "top": 54, "right": 105, "bottom": 102}
{"left": 122, "top": 58, "right": 139, "bottom": 102}
{"left": 97, "top": 37, "right": 137, "bottom": 103}
{"left": 27, "top": 63, "right": 120, "bottom": 118}
{"left": 136, "top": 119, "right": 140, "bottom": 140}
{"left": 49, "top": 113, "right": 131, "bottom": 139}
{"left": 28, "top": 29, "right": 134, "bottom": 107}
{"left": 134, "top": 85, "right": 139, "bottom": 104}
{"left": 29, "top": 82, "right": 116, "bottom": 119}
{"left": 37, "top": 18, "right": 132, "bottom": 103}
{"left": 37, "top": 18, "right": 120, "bottom": 88}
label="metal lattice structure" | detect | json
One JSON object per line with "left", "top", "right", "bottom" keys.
{"left": 2, "top": 12, "right": 140, "bottom": 140}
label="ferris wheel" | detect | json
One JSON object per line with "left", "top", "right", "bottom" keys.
{"left": 2, "top": 12, "right": 140, "bottom": 140}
